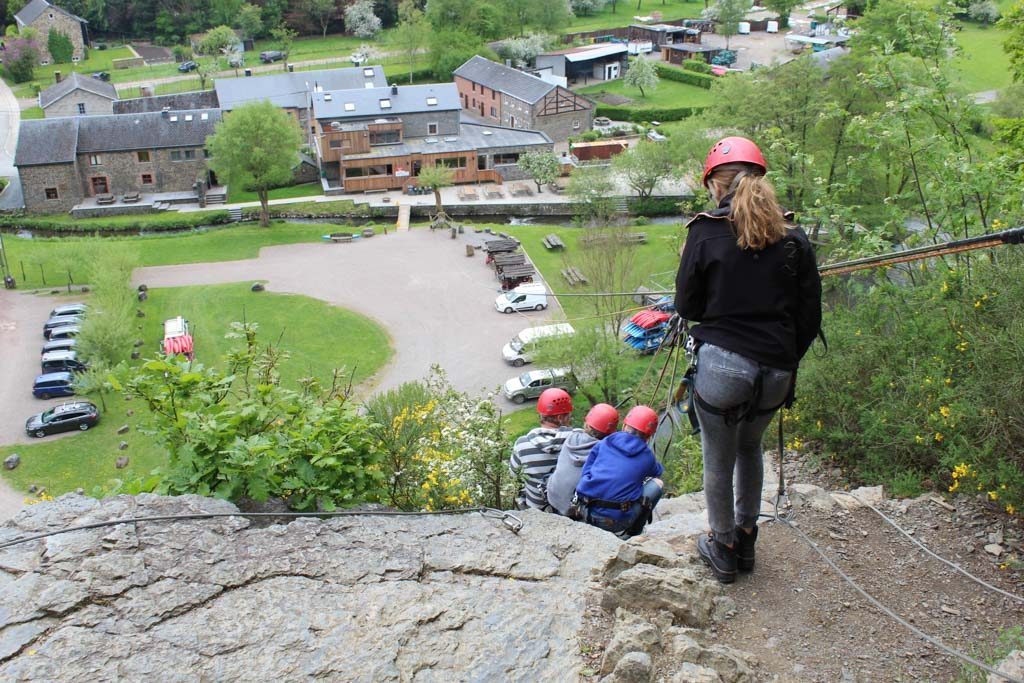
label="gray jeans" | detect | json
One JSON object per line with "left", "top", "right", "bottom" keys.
{"left": 694, "top": 344, "right": 793, "bottom": 547}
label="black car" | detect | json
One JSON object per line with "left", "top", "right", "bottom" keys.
{"left": 178, "top": 60, "right": 198, "bottom": 73}
{"left": 91, "top": 71, "right": 110, "bottom": 81}
{"left": 259, "top": 50, "right": 285, "bottom": 63}
{"left": 25, "top": 401, "right": 99, "bottom": 438}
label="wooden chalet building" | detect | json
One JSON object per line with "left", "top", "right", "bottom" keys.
{"left": 453, "top": 56, "right": 593, "bottom": 142}
{"left": 312, "top": 83, "right": 553, "bottom": 194}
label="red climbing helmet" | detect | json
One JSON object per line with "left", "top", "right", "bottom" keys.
{"left": 624, "top": 405, "right": 659, "bottom": 439}
{"left": 701, "top": 136, "right": 768, "bottom": 188}
{"left": 537, "top": 388, "right": 573, "bottom": 417}
{"left": 584, "top": 403, "right": 620, "bottom": 436}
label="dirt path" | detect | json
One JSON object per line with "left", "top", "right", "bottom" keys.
{"left": 133, "top": 230, "right": 563, "bottom": 401}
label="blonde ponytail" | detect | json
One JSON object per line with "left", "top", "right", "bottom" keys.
{"left": 707, "top": 163, "right": 788, "bottom": 251}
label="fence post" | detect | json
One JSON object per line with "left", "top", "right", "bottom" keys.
{"left": 38, "top": 263, "right": 45, "bottom": 286}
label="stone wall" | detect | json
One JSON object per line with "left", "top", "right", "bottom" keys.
{"left": 535, "top": 106, "right": 593, "bottom": 143}
{"left": 26, "top": 10, "right": 85, "bottom": 63}
{"left": 77, "top": 148, "right": 208, "bottom": 198}
{"left": 19, "top": 163, "right": 81, "bottom": 213}
{"left": 42, "top": 88, "right": 115, "bottom": 118}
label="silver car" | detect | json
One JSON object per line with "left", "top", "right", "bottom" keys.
{"left": 503, "top": 368, "right": 575, "bottom": 404}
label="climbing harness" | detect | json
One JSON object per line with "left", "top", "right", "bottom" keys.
{"left": 0, "top": 507, "right": 525, "bottom": 551}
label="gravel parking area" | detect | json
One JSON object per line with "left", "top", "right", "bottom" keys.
{"left": 133, "top": 229, "right": 563, "bottom": 401}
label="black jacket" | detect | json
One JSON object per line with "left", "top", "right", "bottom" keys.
{"left": 674, "top": 199, "right": 822, "bottom": 371}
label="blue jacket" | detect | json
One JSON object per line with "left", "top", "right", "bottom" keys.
{"left": 575, "top": 431, "right": 664, "bottom": 519}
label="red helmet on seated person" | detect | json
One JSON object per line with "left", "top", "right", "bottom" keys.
{"left": 624, "top": 405, "right": 659, "bottom": 439}
{"left": 584, "top": 403, "right": 619, "bottom": 436}
{"left": 537, "top": 388, "right": 573, "bottom": 417}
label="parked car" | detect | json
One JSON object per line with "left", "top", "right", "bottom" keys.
{"left": 46, "top": 324, "right": 81, "bottom": 341}
{"left": 25, "top": 401, "right": 99, "bottom": 438}
{"left": 502, "top": 323, "right": 575, "bottom": 367}
{"left": 50, "top": 302, "right": 87, "bottom": 318}
{"left": 178, "top": 60, "right": 198, "bottom": 72}
{"left": 32, "top": 372, "right": 76, "bottom": 399}
{"left": 42, "top": 337, "right": 78, "bottom": 355}
{"left": 495, "top": 283, "right": 548, "bottom": 314}
{"left": 91, "top": 71, "right": 110, "bottom": 81}
{"left": 503, "top": 368, "right": 575, "bottom": 404}
{"left": 43, "top": 315, "right": 83, "bottom": 338}
{"left": 259, "top": 50, "right": 285, "bottom": 63}
{"left": 227, "top": 53, "right": 244, "bottom": 68}
{"left": 41, "top": 350, "right": 87, "bottom": 374}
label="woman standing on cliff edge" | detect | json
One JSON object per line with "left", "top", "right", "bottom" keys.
{"left": 674, "top": 136, "right": 822, "bottom": 584}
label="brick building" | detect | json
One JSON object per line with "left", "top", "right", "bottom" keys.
{"left": 453, "top": 56, "right": 593, "bottom": 142}
{"left": 15, "top": 109, "right": 221, "bottom": 213}
{"left": 312, "top": 83, "right": 552, "bottom": 193}
{"left": 13, "top": 0, "right": 88, "bottom": 64}
{"left": 39, "top": 72, "right": 118, "bottom": 117}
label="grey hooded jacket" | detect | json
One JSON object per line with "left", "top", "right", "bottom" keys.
{"left": 546, "top": 429, "right": 599, "bottom": 516}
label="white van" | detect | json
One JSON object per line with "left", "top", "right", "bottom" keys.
{"left": 495, "top": 283, "right": 548, "bottom": 314}
{"left": 502, "top": 323, "right": 575, "bottom": 367}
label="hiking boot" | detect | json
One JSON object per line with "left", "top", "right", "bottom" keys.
{"left": 735, "top": 525, "right": 758, "bottom": 572}
{"left": 698, "top": 533, "right": 737, "bottom": 584}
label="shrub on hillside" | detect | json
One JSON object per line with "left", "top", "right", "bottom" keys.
{"left": 655, "top": 63, "right": 714, "bottom": 89}
{"left": 47, "top": 28, "right": 73, "bottom": 63}
{"left": 0, "top": 210, "right": 232, "bottom": 233}
{"left": 594, "top": 103, "right": 709, "bottom": 122}
{"left": 4, "top": 38, "right": 37, "bottom": 83}
{"left": 683, "top": 59, "right": 713, "bottom": 74}
{"left": 793, "top": 253, "right": 1024, "bottom": 512}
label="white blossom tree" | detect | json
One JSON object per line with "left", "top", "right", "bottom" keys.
{"left": 624, "top": 56, "right": 658, "bottom": 97}
{"left": 344, "top": 0, "right": 382, "bottom": 38}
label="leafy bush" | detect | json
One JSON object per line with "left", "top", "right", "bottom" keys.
{"left": 967, "top": 0, "right": 1000, "bottom": 24}
{"left": 0, "top": 210, "right": 232, "bottom": 233}
{"left": 3, "top": 38, "right": 37, "bottom": 83}
{"left": 794, "top": 253, "right": 1024, "bottom": 513}
{"left": 594, "top": 104, "right": 709, "bottom": 122}
{"left": 47, "top": 28, "right": 74, "bottom": 63}
{"left": 655, "top": 63, "right": 714, "bottom": 89}
{"left": 711, "top": 50, "right": 737, "bottom": 66}
{"left": 683, "top": 59, "right": 713, "bottom": 74}
{"left": 628, "top": 196, "right": 682, "bottom": 216}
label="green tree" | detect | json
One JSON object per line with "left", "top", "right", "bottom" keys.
{"left": 209, "top": 0, "right": 243, "bottom": 27}
{"left": 122, "top": 322, "right": 385, "bottom": 510}
{"left": 235, "top": 3, "right": 264, "bottom": 39}
{"left": 713, "top": 0, "right": 750, "bottom": 50}
{"left": 518, "top": 150, "right": 562, "bottom": 193}
{"left": 270, "top": 26, "right": 296, "bottom": 71}
{"left": 417, "top": 164, "right": 455, "bottom": 216}
{"left": 426, "top": 0, "right": 504, "bottom": 39}
{"left": 852, "top": 0, "right": 953, "bottom": 62}
{"left": 304, "top": 0, "right": 337, "bottom": 38}
{"left": 3, "top": 37, "right": 36, "bottom": 83}
{"left": 1002, "top": 0, "right": 1024, "bottom": 82}
{"left": 389, "top": 0, "right": 429, "bottom": 84}
{"left": 567, "top": 165, "right": 617, "bottom": 224}
{"left": 534, "top": 325, "right": 635, "bottom": 405}
{"left": 763, "top": 0, "right": 802, "bottom": 28}
{"left": 623, "top": 56, "right": 658, "bottom": 97}
{"left": 47, "top": 28, "right": 73, "bottom": 63}
{"left": 198, "top": 24, "right": 237, "bottom": 56}
{"left": 73, "top": 362, "right": 117, "bottom": 412}
{"left": 611, "top": 141, "right": 678, "bottom": 198}
{"left": 206, "top": 100, "right": 303, "bottom": 226}
{"left": 76, "top": 246, "right": 138, "bottom": 368}
{"left": 429, "top": 28, "right": 496, "bottom": 80}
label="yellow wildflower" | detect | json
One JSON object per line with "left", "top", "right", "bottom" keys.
{"left": 915, "top": 435, "right": 925, "bottom": 444}
{"left": 934, "top": 432, "right": 944, "bottom": 443}
{"left": 939, "top": 406, "right": 951, "bottom": 419}
{"left": 988, "top": 490, "right": 999, "bottom": 501}
{"left": 1007, "top": 504, "right": 1017, "bottom": 515}
{"left": 948, "top": 481, "right": 959, "bottom": 493}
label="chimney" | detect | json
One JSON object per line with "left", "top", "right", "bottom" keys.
{"left": 244, "top": 68, "right": 252, "bottom": 77}
{"left": 390, "top": 83, "right": 398, "bottom": 95}
{"left": 54, "top": 71, "right": 62, "bottom": 83}
{"left": 140, "top": 84, "right": 154, "bottom": 97}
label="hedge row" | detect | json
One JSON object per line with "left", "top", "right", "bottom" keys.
{"left": 0, "top": 210, "right": 232, "bottom": 234}
{"left": 655, "top": 63, "right": 714, "bottom": 89}
{"left": 682, "top": 59, "right": 713, "bottom": 74}
{"left": 628, "top": 197, "right": 686, "bottom": 216}
{"left": 594, "top": 103, "right": 708, "bottom": 123}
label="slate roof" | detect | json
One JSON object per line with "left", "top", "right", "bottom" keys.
{"left": 215, "top": 66, "right": 387, "bottom": 111}
{"left": 39, "top": 73, "right": 118, "bottom": 109}
{"left": 15, "top": 118, "right": 79, "bottom": 165}
{"left": 14, "top": 0, "right": 86, "bottom": 27}
{"left": 542, "top": 44, "right": 628, "bottom": 59}
{"left": 453, "top": 56, "right": 554, "bottom": 105}
{"left": 15, "top": 109, "right": 222, "bottom": 166}
{"left": 342, "top": 123, "right": 551, "bottom": 161}
{"left": 113, "top": 90, "right": 219, "bottom": 115}
{"left": 312, "top": 83, "right": 460, "bottom": 121}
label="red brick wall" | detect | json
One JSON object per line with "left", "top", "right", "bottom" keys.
{"left": 454, "top": 75, "right": 502, "bottom": 123}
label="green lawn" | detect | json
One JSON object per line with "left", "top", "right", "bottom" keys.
{"left": 578, "top": 77, "right": 715, "bottom": 109}
{"left": 1, "top": 283, "right": 392, "bottom": 498}
{"left": 953, "top": 25, "right": 1013, "bottom": 93}
{"left": 116, "top": 77, "right": 206, "bottom": 99}
{"left": 19, "top": 106, "right": 44, "bottom": 120}
{"left": 247, "top": 33, "right": 368, "bottom": 65}
{"left": 227, "top": 182, "right": 323, "bottom": 204}
{"left": 564, "top": 0, "right": 704, "bottom": 33}
{"left": 2, "top": 221, "right": 338, "bottom": 289}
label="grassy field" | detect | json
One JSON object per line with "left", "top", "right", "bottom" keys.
{"left": 227, "top": 182, "right": 322, "bottom": 204}
{"left": 953, "top": 25, "right": 1013, "bottom": 93}
{"left": 19, "top": 106, "right": 44, "bottom": 120}
{"left": 564, "top": 0, "right": 704, "bottom": 33}
{"left": 578, "top": 77, "right": 715, "bottom": 109}
{"left": 2, "top": 221, "right": 338, "bottom": 288}
{"left": 116, "top": 77, "right": 206, "bottom": 99}
{"left": 1, "top": 283, "right": 392, "bottom": 497}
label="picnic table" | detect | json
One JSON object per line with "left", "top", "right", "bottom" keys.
{"left": 579, "top": 232, "right": 647, "bottom": 247}
{"left": 510, "top": 183, "right": 534, "bottom": 197}
{"left": 492, "top": 252, "right": 527, "bottom": 274}
{"left": 497, "top": 263, "right": 536, "bottom": 290}
{"left": 542, "top": 234, "right": 565, "bottom": 250}
{"left": 458, "top": 186, "right": 480, "bottom": 201}
{"left": 95, "top": 193, "right": 115, "bottom": 205}
{"left": 561, "top": 266, "right": 589, "bottom": 286}
{"left": 483, "top": 238, "right": 520, "bottom": 254}
{"left": 323, "top": 232, "right": 354, "bottom": 243}
{"left": 122, "top": 191, "right": 141, "bottom": 203}
{"left": 484, "top": 185, "right": 504, "bottom": 200}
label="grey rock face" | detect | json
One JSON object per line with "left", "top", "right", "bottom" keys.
{"left": 600, "top": 609, "right": 662, "bottom": 675}
{"left": 989, "top": 650, "right": 1024, "bottom": 683}
{"left": 0, "top": 495, "right": 621, "bottom": 682}
{"left": 602, "top": 564, "right": 719, "bottom": 628}
{"left": 602, "top": 651, "right": 653, "bottom": 683}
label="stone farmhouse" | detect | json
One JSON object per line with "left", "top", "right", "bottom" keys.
{"left": 453, "top": 56, "right": 593, "bottom": 143}
{"left": 15, "top": 109, "right": 221, "bottom": 213}
{"left": 39, "top": 72, "right": 118, "bottom": 117}
{"left": 13, "top": 0, "right": 88, "bottom": 64}
{"left": 312, "top": 82, "right": 552, "bottom": 193}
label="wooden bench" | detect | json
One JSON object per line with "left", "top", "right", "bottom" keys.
{"left": 361, "top": 228, "right": 375, "bottom": 238}
{"left": 363, "top": 188, "right": 387, "bottom": 195}
{"left": 95, "top": 193, "right": 115, "bottom": 205}
{"left": 327, "top": 232, "right": 354, "bottom": 243}
{"left": 579, "top": 231, "right": 648, "bottom": 247}
{"left": 122, "top": 192, "right": 141, "bottom": 204}
{"left": 542, "top": 234, "right": 565, "bottom": 250}
{"left": 561, "top": 266, "right": 589, "bottom": 286}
